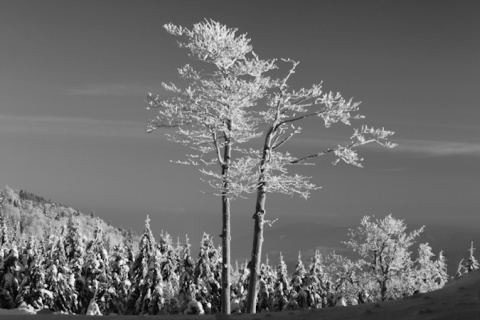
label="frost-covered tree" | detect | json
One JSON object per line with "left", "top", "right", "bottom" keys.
{"left": 127, "top": 215, "right": 159, "bottom": 314}
{"left": 16, "top": 256, "right": 47, "bottom": 309}
{"left": 15, "top": 235, "right": 44, "bottom": 309}
{"left": 145, "top": 20, "right": 277, "bottom": 314}
{"left": 271, "top": 253, "right": 289, "bottom": 311}
{"left": 64, "top": 216, "right": 85, "bottom": 264}
{"left": 343, "top": 215, "right": 423, "bottom": 300}
{"left": 157, "top": 231, "right": 180, "bottom": 304}
{"left": 44, "top": 259, "right": 77, "bottom": 313}
{"left": 413, "top": 243, "right": 449, "bottom": 294}
{"left": 245, "top": 60, "right": 396, "bottom": 313}
{"left": 289, "top": 252, "right": 307, "bottom": 310}
{"left": 193, "top": 233, "right": 221, "bottom": 313}
{"left": 139, "top": 246, "right": 163, "bottom": 315}
{"left": 0, "top": 212, "right": 11, "bottom": 251}
{"left": 435, "top": 251, "right": 449, "bottom": 284}
{"left": 0, "top": 247, "right": 20, "bottom": 309}
{"left": 108, "top": 244, "right": 133, "bottom": 314}
{"left": 290, "top": 252, "right": 306, "bottom": 289}
{"left": 255, "top": 255, "right": 275, "bottom": 312}
{"left": 466, "top": 242, "right": 479, "bottom": 273}
{"left": 178, "top": 235, "right": 195, "bottom": 312}
{"left": 144, "top": 20, "right": 396, "bottom": 314}
{"left": 305, "top": 250, "right": 328, "bottom": 308}
{"left": 83, "top": 219, "right": 110, "bottom": 314}
{"left": 46, "top": 227, "right": 68, "bottom": 267}
{"left": 323, "top": 252, "right": 363, "bottom": 305}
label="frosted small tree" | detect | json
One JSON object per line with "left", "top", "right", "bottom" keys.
{"left": 64, "top": 215, "right": 85, "bottom": 265}
{"left": 194, "top": 233, "right": 221, "bottom": 312}
{"left": 343, "top": 214, "right": 423, "bottom": 300}
{"left": 178, "top": 235, "right": 195, "bottom": 313}
{"left": 272, "top": 253, "right": 289, "bottom": 311}
{"left": 128, "top": 215, "right": 158, "bottom": 314}
{"left": 466, "top": 242, "right": 479, "bottom": 273}
{"left": 414, "top": 243, "right": 448, "bottom": 293}
{"left": 290, "top": 252, "right": 306, "bottom": 289}
{"left": 146, "top": 20, "right": 276, "bottom": 314}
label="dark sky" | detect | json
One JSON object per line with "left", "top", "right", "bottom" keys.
{"left": 1, "top": 0, "right": 479, "bottom": 257}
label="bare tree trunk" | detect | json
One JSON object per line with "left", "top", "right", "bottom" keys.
{"left": 221, "top": 192, "right": 231, "bottom": 314}
{"left": 380, "top": 278, "right": 387, "bottom": 301}
{"left": 246, "top": 128, "right": 273, "bottom": 314}
{"left": 246, "top": 189, "right": 266, "bottom": 313}
{"left": 221, "top": 129, "right": 232, "bottom": 315}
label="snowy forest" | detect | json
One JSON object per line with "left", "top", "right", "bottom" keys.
{"left": 0, "top": 186, "right": 478, "bottom": 316}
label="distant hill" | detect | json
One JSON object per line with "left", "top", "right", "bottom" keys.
{"left": 0, "top": 185, "right": 136, "bottom": 249}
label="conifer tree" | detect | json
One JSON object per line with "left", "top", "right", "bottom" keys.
{"left": 46, "top": 226, "right": 68, "bottom": 267}
{"left": 178, "top": 235, "right": 194, "bottom": 312}
{"left": 0, "top": 212, "right": 10, "bottom": 250}
{"left": 45, "top": 258, "right": 77, "bottom": 313}
{"left": 159, "top": 232, "right": 180, "bottom": 313}
{"left": 124, "top": 228, "right": 135, "bottom": 250}
{"left": 127, "top": 216, "right": 163, "bottom": 314}
{"left": 466, "top": 242, "right": 479, "bottom": 272}
{"left": 131, "top": 216, "right": 156, "bottom": 280}
{"left": 304, "top": 249, "right": 328, "bottom": 307}
{"left": 414, "top": 243, "right": 446, "bottom": 293}
{"left": 291, "top": 252, "right": 306, "bottom": 289}
{"left": 64, "top": 216, "right": 85, "bottom": 264}
{"left": 140, "top": 246, "right": 163, "bottom": 315}
{"left": 272, "top": 253, "right": 289, "bottom": 311}
{"left": 260, "top": 254, "right": 276, "bottom": 290}
{"left": 0, "top": 247, "right": 20, "bottom": 309}
{"left": 15, "top": 240, "right": 48, "bottom": 310}
{"left": 256, "top": 255, "right": 275, "bottom": 312}
{"left": 194, "top": 233, "right": 221, "bottom": 313}
{"left": 83, "top": 218, "right": 109, "bottom": 314}
{"left": 290, "top": 252, "right": 307, "bottom": 309}
{"left": 109, "top": 244, "right": 132, "bottom": 314}
{"left": 435, "top": 251, "right": 449, "bottom": 286}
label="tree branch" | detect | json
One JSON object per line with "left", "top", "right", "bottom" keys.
{"left": 290, "top": 147, "right": 336, "bottom": 164}
{"left": 272, "top": 131, "right": 296, "bottom": 150}
{"left": 211, "top": 131, "right": 225, "bottom": 166}
{"left": 276, "top": 111, "right": 320, "bottom": 129}
{"left": 290, "top": 136, "right": 390, "bottom": 165}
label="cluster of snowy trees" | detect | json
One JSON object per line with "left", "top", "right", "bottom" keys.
{"left": 1, "top": 210, "right": 471, "bottom": 315}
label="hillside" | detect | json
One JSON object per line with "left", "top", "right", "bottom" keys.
{"left": 0, "top": 185, "right": 133, "bottom": 249}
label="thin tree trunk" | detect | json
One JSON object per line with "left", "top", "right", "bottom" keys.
{"left": 380, "top": 279, "right": 387, "bottom": 301}
{"left": 246, "top": 189, "right": 266, "bottom": 313}
{"left": 221, "top": 128, "right": 232, "bottom": 315}
{"left": 221, "top": 192, "right": 231, "bottom": 314}
{"left": 246, "top": 128, "right": 273, "bottom": 313}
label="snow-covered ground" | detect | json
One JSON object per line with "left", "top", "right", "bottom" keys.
{"left": 1, "top": 270, "right": 479, "bottom": 319}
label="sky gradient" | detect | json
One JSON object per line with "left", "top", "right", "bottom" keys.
{"left": 1, "top": 1, "right": 479, "bottom": 260}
